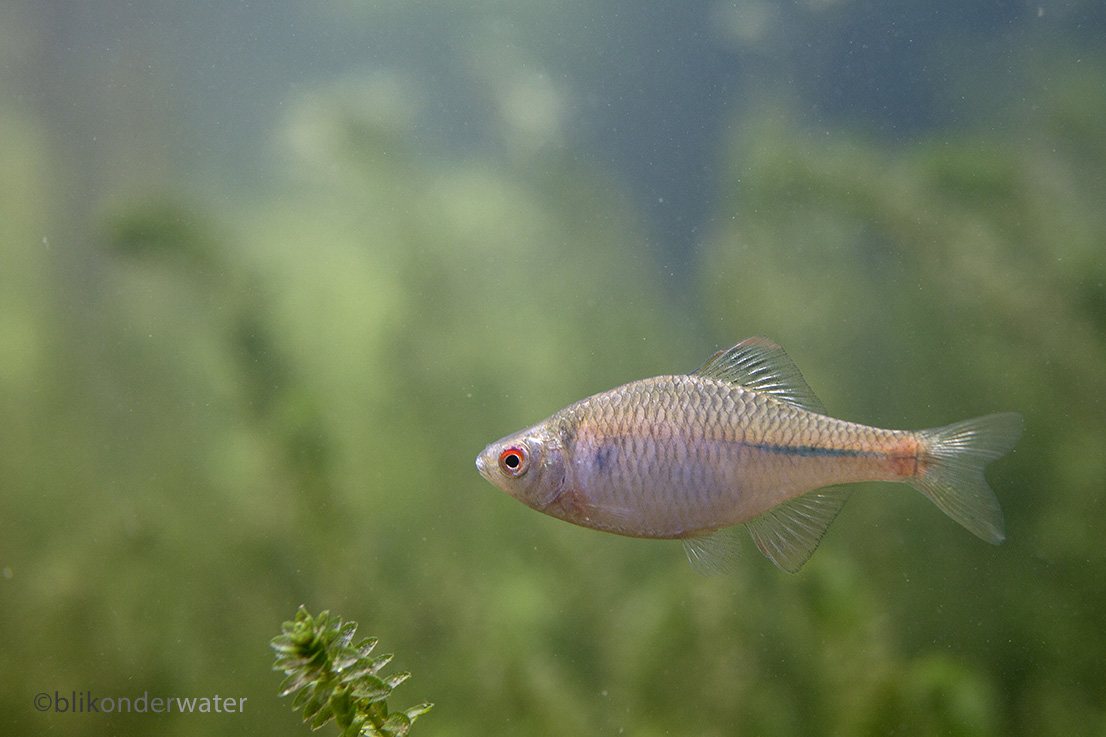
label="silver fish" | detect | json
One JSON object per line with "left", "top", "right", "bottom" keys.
{"left": 476, "top": 337, "right": 1023, "bottom": 573}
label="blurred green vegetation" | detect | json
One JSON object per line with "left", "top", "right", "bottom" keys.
{"left": 2, "top": 22, "right": 1106, "bottom": 737}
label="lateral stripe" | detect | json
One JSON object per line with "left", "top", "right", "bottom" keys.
{"left": 746, "top": 442, "right": 878, "bottom": 458}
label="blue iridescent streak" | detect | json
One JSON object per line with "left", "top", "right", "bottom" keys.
{"left": 751, "top": 443, "right": 875, "bottom": 458}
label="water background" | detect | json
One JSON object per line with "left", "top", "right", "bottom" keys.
{"left": 3, "top": 1, "right": 1105, "bottom": 735}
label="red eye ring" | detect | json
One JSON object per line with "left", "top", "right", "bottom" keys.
{"left": 498, "top": 446, "right": 528, "bottom": 477}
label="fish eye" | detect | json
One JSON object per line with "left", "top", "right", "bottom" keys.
{"left": 498, "top": 446, "right": 528, "bottom": 477}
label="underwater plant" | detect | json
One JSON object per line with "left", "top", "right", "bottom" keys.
{"left": 272, "top": 607, "right": 432, "bottom": 737}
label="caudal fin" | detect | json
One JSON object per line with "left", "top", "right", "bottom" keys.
{"left": 911, "top": 412, "right": 1023, "bottom": 544}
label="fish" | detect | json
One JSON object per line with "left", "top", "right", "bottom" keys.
{"left": 475, "top": 337, "right": 1023, "bottom": 573}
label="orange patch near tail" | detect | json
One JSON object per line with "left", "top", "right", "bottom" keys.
{"left": 886, "top": 436, "right": 922, "bottom": 479}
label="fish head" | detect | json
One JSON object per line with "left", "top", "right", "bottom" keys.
{"left": 476, "top": 422, "right": 566, "bottom": 511}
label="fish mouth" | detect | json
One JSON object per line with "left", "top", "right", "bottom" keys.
{"left": 475, "top": 449, "right": 491, "bottom": 481}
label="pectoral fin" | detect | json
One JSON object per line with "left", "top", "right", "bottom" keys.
{"left": 745, "top": 487, "right": 851, "bottom": 573}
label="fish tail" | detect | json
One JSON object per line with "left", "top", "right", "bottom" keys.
{"left": 910, "top": 412, "right": 1023, "bottom": 544}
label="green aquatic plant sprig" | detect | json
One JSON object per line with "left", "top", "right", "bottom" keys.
{"left": 271, "top": 606, "right": 432, "bottom": 737}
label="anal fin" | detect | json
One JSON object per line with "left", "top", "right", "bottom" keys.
{"left": 746, "top": 487, "right": 850, "bottom": 573}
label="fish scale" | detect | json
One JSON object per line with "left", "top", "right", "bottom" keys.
{"left": 563, "top": 376, "right": 904, "bottom": 535}
{"left": 476, "top": 337, "right": 1023, "bottom": 573}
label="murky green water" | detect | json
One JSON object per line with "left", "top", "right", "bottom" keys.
{"left": 2, "top": 2, "right": 1104, "bottom": 735}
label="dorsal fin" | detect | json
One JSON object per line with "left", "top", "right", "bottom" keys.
{"left": 692, "top": 337, "right": 826, "bottom": 414}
